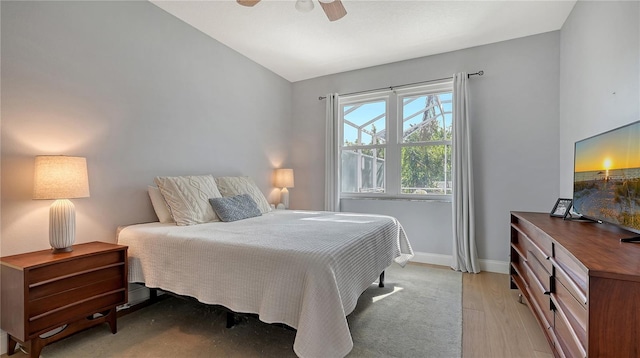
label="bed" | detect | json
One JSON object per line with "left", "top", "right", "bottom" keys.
{"left": 117, "top": 209, "right": 413, "bottom": 358}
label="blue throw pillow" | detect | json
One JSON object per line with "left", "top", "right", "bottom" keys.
{"left": 209, "top": 194, "right": 262, "bottom": 222}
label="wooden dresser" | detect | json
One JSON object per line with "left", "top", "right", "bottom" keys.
{"left": 1, "top": 242, "right": 128, "bottom": 357}
{"left": 510, "top": 212, "right": 640, "bottom": 357}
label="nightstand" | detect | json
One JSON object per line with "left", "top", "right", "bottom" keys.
{"left": 1, "top": 242, "right": 128, "bottom": 357}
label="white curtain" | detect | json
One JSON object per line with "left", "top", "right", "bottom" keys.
{"left": 324, "top": 93, "right": 340, "bottom": 212}
{"left": 451, "top": 73, "right": 480, "bottom": 273}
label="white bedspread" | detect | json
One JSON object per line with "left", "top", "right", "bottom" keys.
{"left": 117, "top": 210, "right": 413, "bottom": 358}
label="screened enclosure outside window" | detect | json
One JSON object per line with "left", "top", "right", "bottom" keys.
{"left": 341, "top": 149, "right": 385, "bottom": 193}
{"left": 400, "top": 91, "right": 452, "bottom": 195}
{"left": 339, "top": 81, "right": 453, "bottom": 198}
{"left": 340, "top": 97, "right": 388, "bottom": 194}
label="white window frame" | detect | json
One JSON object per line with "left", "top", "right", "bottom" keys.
{"left": 338, "top": 80, "right": 453, "bottom": 201}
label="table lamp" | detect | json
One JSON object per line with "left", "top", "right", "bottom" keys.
{"left": 33, "top": 156, "right": 90, "bottom": 253}
{"left": 274, "top": 168, "right": 294, "bottom": 209}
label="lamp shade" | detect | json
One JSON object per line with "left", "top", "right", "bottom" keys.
{"left": 33, "top": 156, "right": 90, "bottom": 199}
{"left": 274, "top": 168, "right": 294, "bottom": 188}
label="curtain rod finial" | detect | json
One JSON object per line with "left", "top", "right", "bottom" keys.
{"left": 467, "top": 70, "right": 484, "bottom": 78}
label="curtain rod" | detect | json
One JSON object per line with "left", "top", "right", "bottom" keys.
{"left": 318, "top": 70, "right": 484, "bottom": 100}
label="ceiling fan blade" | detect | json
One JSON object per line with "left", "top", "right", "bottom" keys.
{"left": 237, "top": 0, "right": 261, "bottom": 7}
{"left": 320, "top": 0, "right": 347, "bottom": 22}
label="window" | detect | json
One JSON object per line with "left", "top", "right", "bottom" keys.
{"left": 340, "top": 97, "right": 387, "bottom": 194}
{"left": 339, "top": 81, "right": 453, "bottom": 199}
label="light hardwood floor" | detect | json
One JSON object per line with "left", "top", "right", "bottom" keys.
{"left": 462, "top": 270, "right": 553, "bottom": 358}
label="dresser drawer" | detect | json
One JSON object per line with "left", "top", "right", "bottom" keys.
{"left": 524, "top": 261, "right": 553, "bottom": 328}
{"left": 525, "top": 239, "right": 552, "bottom": 275}
{"left": 510, "top": 225, "right": 527, "bottom": 257}
{"left": 510, "top": 262, "right": 528, "bottom": 288}
{"left": 510, "top": 242, "right": 528, "bottom": 286}
{"left": 28, "top": 251, "right": 124, "bottom": 285}
{"left": 552, "top": 277, "right": 587, "bottom": 337}
{"left": 30, "top": 275, "right": 125, "bottom": 319}
{"left": 553, "top": 247, "right": 587, "bottom": 306}
{"left": 513, "top": 218, "right": 553, "bottom": 259}
{"left": 28, "top": 290, "right": 125, "bottom": 336}
{"left": 547, "top": 326, "right": 566, "bottom": 358}
{"left": 512, "top": 223, "right": 553, "bottom": 275}
{"left": 525, "top": 248, "right": 551, "bottom": 293}
{"left": 30, "top": 264, "right": 124, "bottom": 300}
{"left": 554, "top": 301, "right": 587, "bottom": 358}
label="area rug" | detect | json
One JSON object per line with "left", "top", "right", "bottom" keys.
{"left": 35, "top": 264, "right": 462, "bottom": 358}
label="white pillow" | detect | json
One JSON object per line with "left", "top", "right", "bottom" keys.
{"left": 148, "top": 186, "right": 174, "bottom": 224}
{"left": 215, "top": 176, "right": 272, "bottom": 214}
{"left": 154, "top": 175, "right": 222, "bottom": 226}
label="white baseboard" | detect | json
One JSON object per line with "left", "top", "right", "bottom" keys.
{"left": 410, "top": 251, "right": 509, "bottom": 274}
{"left": 411, "top": 251, "right": 452, "bottom": 267}
{"left": 480, "top": 259, "right": 510, "bottom": 274}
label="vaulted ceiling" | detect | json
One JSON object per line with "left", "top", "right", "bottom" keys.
{"left": 151, "top": 0, "right": 576, "bottom": 82}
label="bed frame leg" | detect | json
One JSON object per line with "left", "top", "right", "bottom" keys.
{"left": 379, "top": 271, "right": 385, "bottom": 288}
{"left": 226, "top": 311, "right": 235, "bottom": 328}
{"left": 149, "top": 288, "right": 158, "bottom": 303}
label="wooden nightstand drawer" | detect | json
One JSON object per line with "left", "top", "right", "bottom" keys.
{"left": 29, "top": 290, "right": 126, "bottom": 335}
{"left": 30, "top": 275, "right": 125, "bottom": 319}
{"left": 30, "top": 264, "right": 124, "bottom": 300}
{"left": 28, "top": 250, "right": 124, "bottom": 285}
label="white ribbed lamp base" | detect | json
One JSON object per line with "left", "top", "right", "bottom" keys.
{"left": 280, "top": 188, "right": 290, "bottom": 209}
{"left": 49, "top": 199, "right": 75, "bottom": 253}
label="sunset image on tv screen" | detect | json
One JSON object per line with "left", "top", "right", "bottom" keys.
{"left": 573, "top": 121, "right": 640, "bottom": 232}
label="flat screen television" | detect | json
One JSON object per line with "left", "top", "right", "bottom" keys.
{"left": 572, "top": 120, "right": 640, "bottom": 235}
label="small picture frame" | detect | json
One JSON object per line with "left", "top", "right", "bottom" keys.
{"left": 550, "top": 198, "right": 572, "bottom": 218}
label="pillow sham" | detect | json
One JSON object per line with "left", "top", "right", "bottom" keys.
{"left": 209, "top": 194, "right": 262, "bottom": 222}
{"left": 214, "top": 176, "right": 271, "bottom": 214}
{"left": 148, "top": 186, "right": 174, "bottom": 224}
{"left": 154, "top": 175, "right": 222, "bottom": 226}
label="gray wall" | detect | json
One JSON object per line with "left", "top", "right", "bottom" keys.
{"left": 559, "top": 1, "right": 640, "bottom": 196}
{"left": 1, "top": 1, "right": 292, "bottom": 256}
{"left": 291, "top": 32, "right": 561, "bottom": 264}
